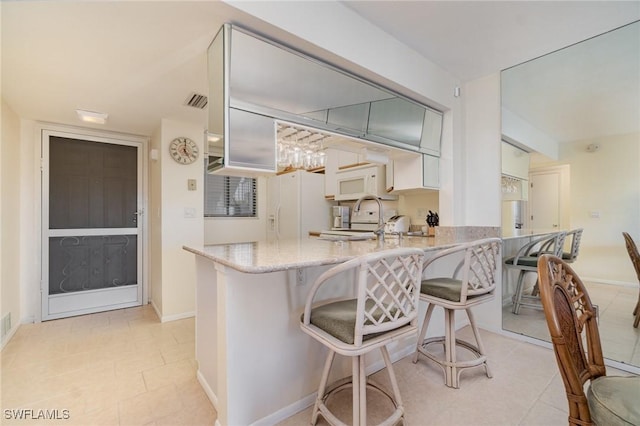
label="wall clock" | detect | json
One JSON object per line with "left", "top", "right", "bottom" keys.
{"left": 169, "top": 137, "right": 199, "bottom": 164}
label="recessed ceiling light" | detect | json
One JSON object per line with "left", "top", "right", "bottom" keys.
{"left": 76, "top": 109, "right": 108, "bottom": 124}
{"left": 207, "top": 132, "right": 221, "bottom": 142}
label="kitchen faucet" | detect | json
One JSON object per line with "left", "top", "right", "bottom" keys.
{"left": 353, "top": 194, "right": 385, "bottom": 241}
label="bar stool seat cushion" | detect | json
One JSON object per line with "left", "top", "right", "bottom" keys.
{"left": 308, "top": 299, "right": 396, "bottom": 344}
{"left": 504, "top": 256, "right": 538, "bottom": 267}
{"left": 529, "top": 251, "right": 574, "bottom": 260}
{"left": 421, "top": 278, "right": 481, "bottom": 302}
{"left": 588, "top": 376, "right": 640, "bottom": 426}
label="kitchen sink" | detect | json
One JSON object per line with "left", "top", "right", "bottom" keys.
{"left": 318, "top": 230, "right": 377, "bottom": 241}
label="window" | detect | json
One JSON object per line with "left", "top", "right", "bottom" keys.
{"left": 204, "top": 161, "right": 257, "bottom": 217}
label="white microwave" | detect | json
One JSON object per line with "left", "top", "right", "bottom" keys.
{"left": 335, "top": 164, "right": 395, "bottom": 201}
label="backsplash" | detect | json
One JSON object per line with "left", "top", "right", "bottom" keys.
{"left": 435, "top": 226, "right": 501, "bottom": 241}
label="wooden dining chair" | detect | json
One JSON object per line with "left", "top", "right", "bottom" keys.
{"left": 537, "top": 254, "right": 640, "bottom": 425}
{"left": 622, "top": 232, "right": 640, "bottom": 328}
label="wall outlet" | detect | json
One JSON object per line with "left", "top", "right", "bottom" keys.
{"left": 184, "top": 207, "right": 196, "bottom": 218}
{"left": 589, "top": 211, "right": 601, "bottom": 218}
{"left": 296, "top": 269, "right": 305, "bottom": 286}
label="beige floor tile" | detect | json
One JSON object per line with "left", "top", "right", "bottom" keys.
{"left": 114, "top": 352, "right": 165, "bottom": 377}
{"left": 3, "top": 303, "right": 638, "bottom": 426}
{"left": 519, "top": 400, "right": 567, "bottom": 426}
{"left": 160, "top": 340, "right": 195, "bottom": 364}
{"left": 141, "top": 359, "right": 197, "bottom": 391}
{"left": 118, "top": 384, "right": 184, "bottom": 425}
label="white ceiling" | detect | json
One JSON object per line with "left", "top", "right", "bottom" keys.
{"left": 2, "top": 1, "right": 639, "bottom": 139}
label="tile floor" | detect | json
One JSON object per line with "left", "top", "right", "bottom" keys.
{"left": 0, "top": 305, "right": 215, "bottom": 425}
{"left": 503, "top": 281, "right": 640, "bottom": 366}
{"left": 1, "top": 304, "right": 635, "bottom": 426}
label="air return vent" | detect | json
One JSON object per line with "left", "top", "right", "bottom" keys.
{"left": 184, "top": 92, "right": 208, "bottom": 109}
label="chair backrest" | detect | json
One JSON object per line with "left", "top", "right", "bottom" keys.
{"left": 622, "top": 232, "right": 640, "bottom": 282}
{"left": 537, "top": 254, "right": 606, "bottom": 425}
{"left": 303, "top": 248, "right": 424, "bottom": 347}
{"left": 565, "top": 228, "right": 583, "bottom": 262}
{"left": 425, "top": 237, "right": 501, "bottom": 303}
{"left": 355, "top": 248, "right": 424, "bottom": 344}
{"left": 535, "top": 231, "right": 567, "bottom": 258}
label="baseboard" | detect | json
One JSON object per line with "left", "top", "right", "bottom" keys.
{"left": 160, "top": 310, "right": 195, "bottom": 323}
{"left": 251, "top": 391, "right": 316, "bottom": 426}
{"left": 149, "top": 300, "right": 194, "bottom": 323}
{"left": 197, "top": 370, "right": 219, "bottom": 411}
{"left": 150, "top": 300, "right": 162, "bottom": 321}
{"left": 0, "top": 323, "right": 20, "bottom": 351}
{"left": 250, "top": 343, "right": 415, "bottom": 425}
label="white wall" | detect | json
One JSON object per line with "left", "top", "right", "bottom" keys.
{"left": 149, "top": 126, "right": 163, "bottom": 312}
{"left": 457, "top": 74, "right": 504, "bottom": 333}
{"left": 1, "top": 100, "right": 22, "bottom": 346}
{"left": 157, "top": 119, "right": 204, "bottom": 320}
{"left": 397, "top": 191, "right": 439, "bottom": 228}
{"left": 18, "top": 120, "right": 37, "bottom": 324}
{"left": 502, "top": 107, "right": 559, "bottom": 160}
{"left": 463, "top": 74, "right": 502, "bottom": 227}
{"left": 534, "top": 132, "right": 640, "bottom": 284}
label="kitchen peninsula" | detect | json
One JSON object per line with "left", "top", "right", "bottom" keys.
{"left": 184, "top": 230, "right": 497, "bottom": 425}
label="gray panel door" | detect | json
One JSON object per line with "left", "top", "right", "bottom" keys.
{"left": 42, "top": 131, "right": 143, "bottom": 320}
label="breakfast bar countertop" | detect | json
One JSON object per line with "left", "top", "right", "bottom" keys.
{"left": 501, "top": 228, "right": 566, "bottom": 240}
{"left": 184, "top": 234, "right": 478, "bottom": 274}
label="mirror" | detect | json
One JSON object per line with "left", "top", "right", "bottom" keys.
{"left": 501, "top": 21, "right": 640, "bottom": 367}
{"left": 208, "top": 24, "right": 443, "bottom": 175}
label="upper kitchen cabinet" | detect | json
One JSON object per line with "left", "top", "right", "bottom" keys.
{"left": 501, "top": 141, "right": 530, "bottom": 180}
{"left": 391, "top": 153, "right": 439, "bottom": 192}
{"left": 207, "top": 26, "right": 277, "bottom": 176}
{"left": 207, "top": 24, "right": 444, "bottom": 176}
{"left": 367, "top": 98, "right": 443, "bottom": 156}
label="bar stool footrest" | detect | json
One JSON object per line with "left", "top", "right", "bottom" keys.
{"left": 316, "top": 377, "right": 404, "bottom": 426}
{"left": 416, "top": 336, "right": 491, "bottom": 387}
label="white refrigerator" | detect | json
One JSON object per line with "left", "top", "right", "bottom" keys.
{"left": 267, "top": 170, "right": 331, "bottom": 241}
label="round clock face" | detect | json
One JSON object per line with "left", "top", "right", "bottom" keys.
{"left": 169, "top": 137, "right": 199, "bottom": 164}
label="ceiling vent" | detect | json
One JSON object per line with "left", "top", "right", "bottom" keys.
{"left": 184, "top": 92, "right": 208, "bottom": 109}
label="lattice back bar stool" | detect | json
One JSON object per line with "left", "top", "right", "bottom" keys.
{"left": 300, "top": 248, "right": 424, "bottom": 426}
{"left": 529, "top": 228, "right": 583, "bottom": 298}
{"left": 504, "top": 231, "right": 566, "bottom": 314}
{"left": 412, "top": 238, "right": 501, "bottom": 389}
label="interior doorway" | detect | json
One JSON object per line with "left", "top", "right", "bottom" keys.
{"left": 41, "top": 130, "right": 144, "bottom": 320}
{"left": 528, "top": 165, "right": 570, "bottom": 231}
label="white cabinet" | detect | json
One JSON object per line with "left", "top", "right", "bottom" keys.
{"left": 391, "top": 153, "right": 439, "bottom": 191}
{"left": 501, "top": 141, "right": 529, "bottom": 180}
{"left": 420, "top": 108, "right": 443, "bottom": 156}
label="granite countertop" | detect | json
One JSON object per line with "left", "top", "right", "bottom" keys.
{"left": 184, "top": 234, "right": 477, "bottom": 274}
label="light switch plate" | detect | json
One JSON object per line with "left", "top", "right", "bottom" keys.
{"left": 188, "top": 179, "right": 197, "bottom": 191}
